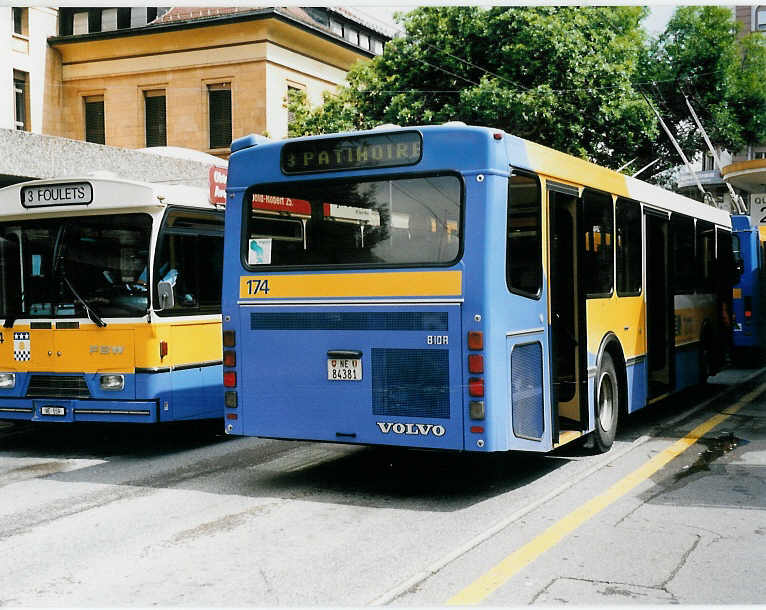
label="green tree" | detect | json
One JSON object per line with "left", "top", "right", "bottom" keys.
{"left": 640, "top": 6, "right": 766, "bottom": 170}
{"left": 287, "top": 6, "right": 657, "bottom": 169}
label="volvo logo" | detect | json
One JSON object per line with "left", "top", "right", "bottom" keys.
{"left": 376, "top": 422, "right": 446, "bottom": 437}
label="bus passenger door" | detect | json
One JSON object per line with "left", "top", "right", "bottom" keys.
{"left": 645, "top": 211, "right": 672, "bottom": 398}
{"left": 548, "top": 186, "right": 587, "bottom": 445}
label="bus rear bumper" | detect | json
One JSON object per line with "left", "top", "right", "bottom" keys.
{"left": 0, "top": 398, "right": 159, "bottom": 423}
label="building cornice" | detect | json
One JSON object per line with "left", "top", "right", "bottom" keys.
{"left": 48, "top": 8, "right": 376, "bottom": 59}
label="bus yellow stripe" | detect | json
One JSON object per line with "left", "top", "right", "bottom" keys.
{"left": 447, "top": 381, "right": 766, "bottom": 605}
{"left": 239, "top": 271, "right": 463, "bottom": 299}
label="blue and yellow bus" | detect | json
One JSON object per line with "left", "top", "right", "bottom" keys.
{"left": 731, "top": 213, "right": 765, "bottom": 357}
{"left": 221, "top": 124, "right": 733, "bottom": 453}
{"left": 0, "top": 176, "right": 224, "bottom": 423}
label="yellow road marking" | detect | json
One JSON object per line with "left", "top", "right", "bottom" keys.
{"left": 447, "top": 381, "right": 766, "bottom": 606}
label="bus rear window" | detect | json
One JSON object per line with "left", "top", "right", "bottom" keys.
{"left": 244, "top": 175, "right": 461, "bottom": 268}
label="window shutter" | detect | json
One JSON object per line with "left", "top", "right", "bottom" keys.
{"left": 145, "top": 92, "right": 167, "bottom": 147}
{"left": 208, "top": 85, "right": 232, "bottom": 149}
{"left": 85, "top": 97, "right": 105, "bottom": 144}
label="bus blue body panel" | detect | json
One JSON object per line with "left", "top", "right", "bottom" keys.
{"left": 237, "top": 304, "right": 464, "bottom": 449}
{"left": 0, "top": 368, "right": 222, "bottom": 423}
{"left": 732, "top": 214, "right": 761, "bottom": 350}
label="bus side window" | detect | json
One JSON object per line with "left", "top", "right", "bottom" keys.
{"left": 615, "top": 197, "right": 641, "bottom": 296}
{"left": 582, "top": 189, "right": 614, "bottom": 298}
{"left": 506, "top": 171, "right": 542, "bottom": 298}
{"left": 671, "top": 214, "right": 695, "bottom": 295}
{"left": 154, "top": 210, "right": 224, "bottom": 314}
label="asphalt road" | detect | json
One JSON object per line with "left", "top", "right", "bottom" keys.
{"left": 0, "top": 367, "right": 764, "bottom": 606}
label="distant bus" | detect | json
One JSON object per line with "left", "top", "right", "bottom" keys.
{"left": 0, "top": 177, "right": 224, "bottom": 423}
{"left": 731, "top": 214, "right": 765, "bottom": 358}
{"left": 220, "top": 124, "right": 733, "bottom": 453}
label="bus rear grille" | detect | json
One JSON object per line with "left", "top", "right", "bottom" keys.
{"left": 26, "top": 375, "right": 91, "bottom": 399}
{"left": 511, "top": 342, "right": 544, "bottom": 440}
{"left": 372, "top": 348, "right": 450, "bottom": 419}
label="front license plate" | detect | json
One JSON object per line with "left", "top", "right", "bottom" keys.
{"left": 40, "top": 406, "right": 66, "bottom": 416}
{"left": 328, "top": 358, "right": 362, "bottom": 381}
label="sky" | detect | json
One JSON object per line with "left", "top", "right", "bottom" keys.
{"left": 351, "top": 4, "right": 677, "bottom": 36}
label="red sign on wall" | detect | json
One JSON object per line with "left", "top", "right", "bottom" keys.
{"left": 209, "top": 166, "right": 228, "bottom": 205}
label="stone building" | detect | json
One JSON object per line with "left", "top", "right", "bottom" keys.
{"left": 2, "top": 6, "right": 392, "bottom": 187}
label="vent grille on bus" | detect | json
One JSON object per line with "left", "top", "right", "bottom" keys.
{"left": 251, "top": 311, "right": 448, "bottom": 331}
{"left": 372, "top": 348, "right": 450, "bottom": 419}
{"left": 511, "top": 342, "right": 544, "bottom": 440}
{"left": 26, "top": 375, "right": 91, "bottom": 399}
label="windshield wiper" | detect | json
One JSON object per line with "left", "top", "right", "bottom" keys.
{"left": 51, "top": 223, "right": 107, "bottom": 328}
{"left": 61, "top": 275, "right": 107, "bottom": 328}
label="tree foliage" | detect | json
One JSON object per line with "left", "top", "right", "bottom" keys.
{"left": 640, "top": 6, "right": 766, "bottom": 170}
{"left": 287, "top": 6, "right": 766, "bottom": 180}
{"left": 288, "top": 6, "right": 655, "bottom": 169}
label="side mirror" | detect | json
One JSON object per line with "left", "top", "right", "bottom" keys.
{"left": 157, "top": 280, "right": 175, "bottom": 310}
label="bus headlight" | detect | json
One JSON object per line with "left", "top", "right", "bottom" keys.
{"left": 100, "top": 374, "right": 124, "bottom": 391}
{"left": 0, "top": 373, "right": 16, "bottom": 389}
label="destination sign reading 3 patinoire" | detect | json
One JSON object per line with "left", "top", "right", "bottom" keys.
{"left": 21, "top": 182, "right": 93, "bottom": 208}
{"left": 281, "top": 131, "right": 422, "bottom": 174}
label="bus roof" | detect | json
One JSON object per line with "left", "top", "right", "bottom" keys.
{"left": 230, "top": 123, "right": 730, "bottom": 228}
{"left": 0, "top": 176, "right": 214, "bottom": 220}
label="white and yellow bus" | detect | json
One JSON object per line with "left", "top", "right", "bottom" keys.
{"left": 0, "top": 176, "right": 224, "bottom": 423}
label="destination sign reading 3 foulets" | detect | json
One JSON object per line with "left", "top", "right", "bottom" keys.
{"left": 281, "top": 131, "right": 422, "bottom": 174}
{"left": 21, "top": 182, "right": 93, "bottom": 207}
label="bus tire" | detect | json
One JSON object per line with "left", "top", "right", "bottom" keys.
{"left": 592, "top": 352, "right": 619, "bottom": 453}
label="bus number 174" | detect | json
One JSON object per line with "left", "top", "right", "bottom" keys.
{"left": 246, "top": 279, "right": 270, "bottom": 295}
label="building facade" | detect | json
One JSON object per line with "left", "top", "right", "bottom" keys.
{"left": 47, "top": 7, "right": 390, "bottom": 157}
{"left": 1, "top": 6, "right": 390, "bottom": 186}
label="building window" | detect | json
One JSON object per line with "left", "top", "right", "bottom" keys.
{"left": 208, "top": 83, "right": 232, "bottom": 149}
{"left": 12, "top": 7, "right": 28, "bottom": 36}
{"left": 345, "top": 26, "right": 358, "bottom": 44}
{"left": 755, "top": 151, "right": 766, "bottom": 160}
{"left": 359, "top": 32, "right": 369, "bottom": 49}
{"left": 702, "top": 153, "right": 715, "bottom": 171}
{"left": 144, "top": 90, "right": 166, "bottom": 147}
{"left": 373, "top": 38, "right": 384, "bottom": 54}
{"left": 13, "top": 70, "right": 28, "bottom": 131}
{"left": 329, "top": 19, "right": 343, "bottom": 36}
{"left": 84, "top": 95, "right": 105, "bottom": 144}
{"left": 117, "top": 8, "right": 131, "bottom": 29}
{"left": 286, "top": 84, "right": 303, "bottom": 131}
{"left": 757, "top": 6, "right": 766, "bottom": 30}
{"left": 72, "top": 10, "right": 88, "bottom": 35}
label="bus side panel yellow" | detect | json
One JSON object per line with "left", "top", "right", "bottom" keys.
{"left": 586, "top": 296, "right": 646, "bottom": 365}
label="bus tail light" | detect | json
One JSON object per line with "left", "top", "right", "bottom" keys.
{"left": 223, "top": 350, "right": 237, "bottom": 367}
{"left": 223, "top": 330, "right": 236, "bottom": 347}
{"left": 470, "top": 426, "right": 485, "bottom": 434}
{"left": 468, "top": 377, "right": 484, "bottom": 397}
{"left": 160, "top": 340, "right": 168, "bottom": 359}
{"left": 745, "top": 296, "right": 753, "bottom": 319}
{"left": 226, "top": 413, "right": 238, "bottom": 420}
{"left": 223, "top": 371, "right": 237, "bottom": 387}
{"left": 468, "top": 354, "right": 484, "bottom": 374}
{"left": 467, "top": 331, "right": 483, "bottom": 350}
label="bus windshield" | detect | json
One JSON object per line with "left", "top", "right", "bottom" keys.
{"left": 245, "top": 175, "right": 462, "bottom": 268}
{"left": 0, "top": 213, "right": 151, "bottom": 319}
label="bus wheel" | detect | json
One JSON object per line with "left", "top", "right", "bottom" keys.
{"left": 593, "top": 352, "right": 619, "bottom": 453}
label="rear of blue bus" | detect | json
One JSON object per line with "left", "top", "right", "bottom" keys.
{"left": 221, "top": 127, "right": 503, "bottom": 451}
